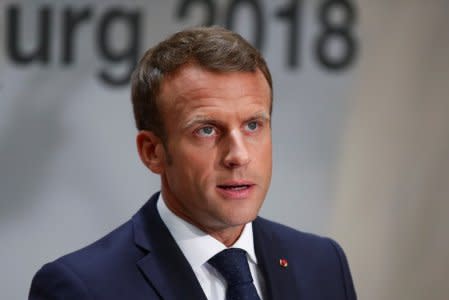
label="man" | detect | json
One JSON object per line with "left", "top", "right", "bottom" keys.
{"left": 29, "top": 27, "right": 356, "bottom": 300}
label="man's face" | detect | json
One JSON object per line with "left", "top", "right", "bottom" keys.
{"left": 157, "top": 64, "right": 272, "bottom": 235}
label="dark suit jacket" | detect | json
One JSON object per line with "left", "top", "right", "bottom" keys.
{"left": 29, "top": 193, "right": 356, "bottom": 299}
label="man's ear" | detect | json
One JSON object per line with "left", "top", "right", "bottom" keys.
{"left": 136, "top": 130, "right": 166, "bottom": 174}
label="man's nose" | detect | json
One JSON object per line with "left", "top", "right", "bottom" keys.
{"left": 222, "top": 131, "right": 250, "bottom": 169}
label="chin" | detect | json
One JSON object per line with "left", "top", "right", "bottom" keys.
{"left": 224, "top": 210, "right": 259, "bottom": 226}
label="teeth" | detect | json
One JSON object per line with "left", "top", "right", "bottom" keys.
{"left": 231, "top": 186, "right": 246, "bottom": 190}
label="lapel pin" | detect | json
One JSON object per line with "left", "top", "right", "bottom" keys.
{"left": 279, "top": 258, "right": 288, "bottom": 268}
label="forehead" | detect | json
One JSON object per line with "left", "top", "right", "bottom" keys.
{"left": 158, "top": 64, "right": 271, "bottom": 117}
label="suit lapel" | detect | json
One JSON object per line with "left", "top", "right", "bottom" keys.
{"left": 253, "top": 217, "right": 301, "bottom": 300}
{"left": 132, "top": 193, "right": 208, "bottom": 300}
{"left": 132, "top": 194, "right": 302, "bottom": 300}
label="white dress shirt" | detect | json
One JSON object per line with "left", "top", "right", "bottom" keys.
{"left": 157, "top": 194, "right": 266, "bottom": 300}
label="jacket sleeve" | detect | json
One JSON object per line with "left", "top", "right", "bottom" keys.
{"left": 29, "top": 261, "right": 92, "bottom": 300}
{"left": 328, "top": 239, "right": 357, "bottom": 300}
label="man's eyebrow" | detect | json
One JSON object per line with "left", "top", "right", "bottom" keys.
{"left": 183, "top": 111, "right": 271, "bottom": 129}
{"left": 182, "top": 115, "right": 217, "bottom": 129}
{"left": 248, "top": 111, "right": 270, "bottom": 121}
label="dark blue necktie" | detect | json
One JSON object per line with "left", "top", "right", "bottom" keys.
{"left": 208, "top": 248, "right": 261, "bottom": 300}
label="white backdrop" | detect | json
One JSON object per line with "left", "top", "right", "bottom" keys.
{"left": 0, "top": 1, "right": 447, "bottom": 299}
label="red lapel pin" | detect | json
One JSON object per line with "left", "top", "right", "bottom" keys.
{"left": 279, "top": 258, "right": 288, "bottom": 268}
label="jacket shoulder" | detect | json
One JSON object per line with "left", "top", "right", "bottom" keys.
{"left": 255, "top": 216, "right": 350, "bottom": 266}
{"left": 29, "top": 220, "right": 148, "bottom": 299}
{"left": 254, "top": 217, "right": 357, "bottom": 299}
{"left": 255, "top": 216, "right": 332, "bottom": 246}
{"left": 57, "top": 219, "right": 140, "bottom": 269}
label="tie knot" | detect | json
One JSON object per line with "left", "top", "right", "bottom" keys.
{"left": 208, "top": 248, "right": 253, "bottom": 287}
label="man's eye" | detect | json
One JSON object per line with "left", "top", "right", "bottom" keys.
{"left": 245, "top": 121, "right": 259, "bottom": 132}
{"left": 196, "top": 126, "right": 216, "bottom": 137}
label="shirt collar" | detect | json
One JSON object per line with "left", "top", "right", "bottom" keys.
{"left": 157, "top": 193, "right": 258, "bottom": 271}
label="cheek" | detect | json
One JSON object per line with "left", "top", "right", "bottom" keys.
{"left": 252, "top": 135, "right": 272, "bottom": 160}
{"left": 171, "top": 146, "right": 218, "bottom": 183}
{"left": 253, "top": 139, "right": 272, "bottom": 183}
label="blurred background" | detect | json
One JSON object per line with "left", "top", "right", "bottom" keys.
{"left": 1, "top": 0, "right": 448, "bottom": 299}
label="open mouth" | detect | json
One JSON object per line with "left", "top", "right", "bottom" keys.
{"left": 216, "top": 180, "right": 255, "bottom": 199}
{"left": 216, "top": 182, "right": 254, "bottom": 199}
{"left": 217, "top": 184, "right": 252, "bottom": 191}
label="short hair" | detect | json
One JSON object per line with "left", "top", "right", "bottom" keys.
{"left": 131, "top": 26, "right": 273, "bottom": 139}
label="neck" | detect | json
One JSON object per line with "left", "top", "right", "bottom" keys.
{"left": 160, "top": 187, "right": 245, "bottom": 247}
{"left": 204, "top": 225, "right": 245, "bottom": 247}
